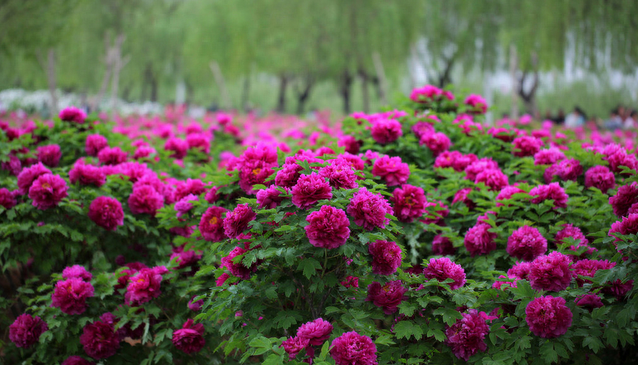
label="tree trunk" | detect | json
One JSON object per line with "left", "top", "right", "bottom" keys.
{"left": 509, "top": 44, "right": 519, "bottom": 119}
{"left": 241, "top": 75, "right": 251, "bottom": 112}
{"left": 372, "top": 52, "right": 388, "bottom": 105}
{"left": 36, "top": 48, "right": 58, "bottom": 116}
{"left": 92, "top": 32, "right": 114, "bottom": 111}
{"left": 209, "top": 61, "right": 231, "bottom": 110}
{"left": 110, "top": 34, "right": 129, "bottom": 114}
{"left": 276, "top": 74, "right": 288, "bottom": 113}
{"left": 340, "top": 70, "right": 353, "bottom": 115}
{"left": 360, "top": 70, "right": 370, "bottom": 114}
{"left": 295, "top": 76, "right": 314, "bottom": 115}
{"left": 150, "top": 75, "right": 158, "bottom": 102}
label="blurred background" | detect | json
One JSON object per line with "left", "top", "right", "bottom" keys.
{"left": 1, "top": 0, "right": 637, "bottom": 122}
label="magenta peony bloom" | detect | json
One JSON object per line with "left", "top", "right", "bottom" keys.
{"left": 609, "top": 182, "right": 638, "bottom": 217}
{"left": 9, "top": 314, "right": 48, "bottom": 348}
{"left": 546, "top": 159, "right": 583, "bottom": 183}
{"left": 432, "top": 234, "right": 456, "bottom": 255}
{"left": 512, "top": 136, "right": 543, "bottom": 157}
{"left": 371, "top": 155, "right": 410, "bottom": 187}
{"left": 347, "top": 188, "right": 393, "bottom": 231}
{"left": 319, "top": 160, "right": 358, "bottom": 190}
{"left": 366, "top": 280, "right": 407, "bottom": 314}
{"left": 97, "top": 147, "right": 127, "bottom": 165}
{"left": 172, "top": 319, "right": 205, "bottom": 354}
{"left": 508, "top": 261, "right": 532, "bottom": 280}
{"left": 69, "top": 163, "right": 106, "bottom": 187}
{"left": 165, "top": 137, "right": 188, "bottom": 159}
{"left": 51, "top": 278, "right": 95, "bottom": 315}
{"left": 186, "top": 133, "right": 211, "bottom": 154}
{"left": 291, "top": 173, "right": 332, "bottom": 209}
{"left": 420, "top": 132, "right": 451, "bottom": 157}
{"left": 574, "top": 294, "right": 604, "bottom": 312}
{"left": 256, "top": 185, "right": 287, "bottom": 208}
{"left": 170, "top": 246, "right": 202, "bottom": 271}
{"left": 492, "top": 275, "right": 518, "bottom": 290}
{"left": 530, "top": 182, "right": 569, "bottom": 209}
{"left": 305, "top": 205, "right": 350, "bottom": 249}
{"left": 59, "top": 106, "right": 87, "bottom": 123}
{"left": 464, "top": 223, "right": 497, "bottom": 256}
{"left": 412, "top": 120, "right": 436, "bottom": 139}
{"left": 525, "top": 296, "right": 572, "bottom": 338}
{"left": 223, "top": 204, "right": 256, "bottom": 239}
{"left": 555, "top": 224, "right": 589, "bottom": 247}
{"left": 275, "top": 163, "right": 303, "bottom": 188}
{"left": 474, "top": 168, "right": 508, "bottom": 192}
{"left": 36, "top": 144, "right": 61, "bottom": 167}
{"left": 85, "top": 134, "right": 108, "bottom": 156}
{"left": 465, "top": 158, "right": 499, "bottom": 181}
{"left": 506, "top": 226, "right": 548, "bottom": 261}
{"left": 368, "top": 240, "right": 402, "bottom": 275}
{"left": 534, "top": 148, "right": 565, "bottom": 165}
{"left": 370, "top": 118, "right": 403, "bottom": 144}
{"left": 423, "top": 257, "right": 466, "bottom": 290}
{"left": 188, "top": 296, "right": 204, "bottom": 311}
{"left": 410, "top": 84, "right": 443, "bottom": 103}
{"left": 174, "top": 193, "right": 197, "bottom": 218}
{"left": 199, "top": 206, "right": 228, "bottom": 242}
{"left": 585, "top": 165, "right": 615, "bottom": 192}
{"left": 392, "top": 184, "right": 426, "bottom": 223}
{"left": 571, "top": 259, "right": 615, "bottom": 287}
{"left": 221, "top": 246, "right": 258, "bottom": 280}
{"left": 341, "top": 276, "right": 359, "bottom": 288}
{"left": 62, "top": 265, "right": 92, "bottom": 282}
{"left": 330, "top": 331, "right": 377, "bottom": 365}
{"left": 446, "top": 309, "right": 490, "bottom": 361}
{"left": 528, "top": 251, "right": 573, "bottom": 292}
{"left": 88, "top": 196, "right": 124, "bottom": 231}
{"left": 62, "top": 356, "right": 95, "bottom": 365}
{"left": 124, "top": 267, "right": 166, "bottom": 306}
{"left": 281, "top": 336, "right": 310, "bottom": 360}
{"left": 128, "top": 185, "right": 164, "bottom": 216}
{"left": 17, "top": 162, "right": 51, "bottom": 194}
{"left": 174, "top": 178, "right": 206, "bottom": 201}
{"left": 338, "top": 135, "right": 361, "bottom": 154}
{"left": 80, "top": 320, "right": 120, "bottom": 359}
{"left": 28, "top": 173, "right": 68, "bottom": 210}
{"left": 464, "top": 94, "right": 487, "bottom": 114}
{"left": 238, "top": 160, "right": 275, "bottom": 194}
{"left": 496, "top": 185, "right": 527, "bottom": 206}
{"left": 0, "top": 188, "right": 17, "bottom": 209}
{"left": 296, "top": 318, "right": 333, "bottom": 346}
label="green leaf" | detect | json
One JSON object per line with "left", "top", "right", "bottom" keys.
{"left": 297, "top": 258, "right": 322, "bottom": 279}
{"left": 394, "top": 321, "right": 423, "bottom": 340}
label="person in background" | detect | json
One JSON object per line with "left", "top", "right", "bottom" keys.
{"left": 617, "top": 104, "right": 628, "bottom": 121}
{"left": 564, "top": 106, "right": 585, "bottom": 129}
{"left": 553, "top": 109, "right": 565, "bottom": 125}
{"left": 624, "top": 110, "right": 637, "bottom": 130}
{"left": 604, "top": 108, "right": 623, "bottom": 131}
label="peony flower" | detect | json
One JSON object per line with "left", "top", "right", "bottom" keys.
{"left": 296, "top": 318, "right": 333, "bottom": 346}
{"left": 534, "top": 148, "right": 565, "bottom": 165}
{"left": 28, "top": 173, "right": 68, "bottom": 210}
{"left": 88, "top": 196, "right": 124, "bottom": 231}
{"left": 36, "top": 144, "right": 61, "bottom": 167}
{"left": 97, "top": 147, "right": 128, "bottom": 165}
{"left": 508, "top": 261, "right": 532, "bottom": 280}
{"left": 51, "top": 278, "right": 95, "bottom": 315}
{"left": 221, "top": 245, "right": 258, "bottom": 280}
{"left": 525, "top": 296, "right": 572, "bottom": 338}
{"left": 512, "top": 136, "right": 543, "bottom": 157}
{"left": 432, "top": 234, "right": 456, "bottom": 255}
{"left": 9, "top": 314, "right": 48, "bottom": 348}
{"left": 165, "top": 137, "right": 188, "bottom": 159}
{"left": 223, "top": 204, "right": 256, "bottom": 239}
{"left": 370, "top": 118, "right": 403, "bottom": 144}
{"left": 199, "top": 206, "right": 228, "bottom": 242}
{"left": 347, "top": 188, "right": 393, "bottom": 231}
{"left": 574, "top": 294, "right": 604, "bottom": 312}
{"left": 446, "top": 309, "right": 490, "bottom": 360}
{"left": 0, "top": 188, "right": 17, "bottom": 209}
{"left": 174, "top": 178, "right": 206, "bottom": 201}
{"left": 609, "top": 182, "right": 638, "bottom": 217}
{"left": 371, "top": 155, "right": 410, "bottom": 187}
{"left": 506, "top": 226, "right": 548, "bottom": 262}
{"left": 281, "top": 336, "right": 310, "bottom": 360}
{"left": 585, "top": 165, "right": 615, "bottom": 192}
{"left": 85, "top": 135, "right": 109, "bottom": 157}
{"left": 59, "top": 106, "right": 87, "bottom": 123}
{"left": 366, "top": 280, "right": 407, "bottom": 314}
{"left": 186, "top": 133, "right": 211, "bottom": 154}
{"left": 492, "top": 275, "right": 518, "bottom": 290}
{"left": 256, "top": 185, "right": 287, "bottom": 208}
{"left": 464, "top": 223, "right": 497, "bottom": 256}
{"left": 555, "top": 223, "right": 589, "bottom": 248}
{"left": 474, "top": 168, "right": 508, "bottom": 192}
{"left": 69, "top": 163, "right": 106, "bottom": 187}
{"left": 341, "top": 276, "right": 359, "bottom": 288}
{"left": 465, "top": 158, "right": 499, "bottom": 181}
{"left": 410, "top": 84, "right": 443, "bottom": 103}
{"left": 62, "top": 265, "right": 92, "bottom": 282}
{"left": 330, "top": 331, "right": 377, "bottom": 365}
{"left": 420, "top": 132, "right": 451, "bottom": 157}
{"left": 128, "top": 185, "right": 164, "bottom": 216}
{"left": 464, "top": 94, "right": 487, "bottom": 114}
{"left": 368, "top": 240, "right": 402, "bottom": 275}
{"left": 17, "top": 162, "right": 51, "bottom": 194}
{"left": 172, "top": 319, "right": 205, "bottom": 354}
{"left": 62, "top": 356, "right": 95, "bottom": 365}
{"left": 528, "top": 251, "right": 573, "bottom": 292}
{"left": 338, "top": 135, "right": 361, "bottom": 154}
{"left": 291, "top": 173, "right": 332, "bottom": 209}
{"left": 238, "top": 160, "right": 275, "bottom": 194}
{"left": 305, "top": 205, "right": 350, "bottom": 249}
{"left": 391, "top": 184, "right": 426, "bottom": 223}
{"left": 80, "top": 320, "right": 120, "bottom": 359}
{"left": 319, "top": 160, "right": 358, "bottom": 190}
{"left": 496, "top": 185, "right": 527, "bottom": 207}
{"left": 170, "top": 246, "right": 202, "bottom": 271}
{"left": 423, "top": 257, "right": 466, "bottom": 290}
{"left": 124, "top": 267, "right": 166, "bottom": 306}
{"left": 530, "top": 182, "right": 569, "bottom": 209}
{"left": 174, "top": 194, "right": 197, "bottom": 218}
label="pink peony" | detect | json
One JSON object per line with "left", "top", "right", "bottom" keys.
{"left": 392, "top": 184, "right": 426, "bottom": 223}
{"left": 464, "top": 223, "right": 497, "bottom": 256}
{"left": 546, "top": 159, "right": 583, "bottom": 182}
{"left": 319, "top": 160, "right": 358, "bottom": 190}
{"left": 423, "top": 257, "right": 466, "bottom": 290}
{"left": 85, "top": 134, "right": 109, "bottom": 156}
{"left": 305, "top": 205, "right": 350, "bottom": 249}
{"left": 133, "top": 146, "right": 156, "bottom": 159}
{"left": 98, "top": 147, "right": 128, "bottom": 165}
{"left": 172, "top": 319, "right": 205, "bottom": 354}
{"left": 59, "top": 106, "right": 87, "bottom": 123}
{"left": 221, "top": 246, "right": 258, "bottom": 280}
{"left": 238, "top": 160, "right": 275, "bottom": 194}
{"left": 174, "top": 178, "right": 206, "bottom": 201}
{"left": 370, "top": 118, "right": 403, "bottom": 144}
{"left": 199, "top": 206, "right": 228, "bottom": 242}
{"left": 165, "top": 137, "right": 188, "bottom": 159}
{"left": 366, "top": 280, "right": 407, "bottom": 314}
{"left": 128, "top": 185, "right": 164, "bottom": 216}
{"left": 464, "top": 94, "right": 488, "bottom": 114}
{"left": 528, "top": 251, "right": 573, "bottom": 292}
{"left": 474, "top": 168, "right": 508, "bottom": 191}
{"left": 186, "top": 133, "right": 211, "bottom": 154}
{"left": 17, "top": 162, "right": 51, "bottom": 194}
{"left": 296, "top": 318, "right": 333, "bottom": 346}
{"left": 420, "top": 132, "right": 451, "bottom": 157}
{"left": 609, "top": 182, "right": 638, "bottom": 217}
{"left": 28, "top": 173, "right": 68, "bottom": 210}
{"left": 330, "top": 331, "right": 377, "bottom": 365}
{"left": 608, "top": 214, "right": 638, "bottom": 246}
{"left": 188, "top": 296, "right": 204, "bottom": 311}
{"left": 371, "top": 155, "right": 410, "bottom": 186}
{"left": 88, "top": 196, "right": 124, "bottom": 231}
{"left": 0, "top": 188, "right": 17, "bottom": 209}
{"left": 62, "top": 356, "right": 95, "bottom": 365}
{"left": 534, "top": 148, "right": 565, "bottom": 165}
{"left": 525, "top": 296, "right": 572, "bottom": 338}
{"left": 432, "top": 234, "right": 456, "bottom": 255}
{"left": 36, "top": 144, "right": 61, "bottom": 167}
{"left": 574, "top": 294, "right": 604, "bottom": 312}
{"left": 465, "top": 158, "right": 499, "bottom": 181}
{"left": 341, "top": 276, "right": 359, "bottom": 288}
{"left": 368, "top": 240, "right": 402, "bottom": 275}
{"left": 62, "top": 265, "right": 92, "bottom": 282}
{"left": 496, "top": 186, "right": 527, "bottom": 206}
{"left": 347, "top": 188, "right": 393, "bottom": 230}
{"left": 124, "top": 267, "right": 166, "bottom": 306}
{"left": 174, "top": 194, "right": 197, "bottom": 218}
{"left": 445, "top": 309, "right": 490, "bottom": 361}
{"left": 51, "top": 278, "right": 95, "bottom": 315}
{"left": 506, "top": 226, "right": 548, "bottom": 261}
{"left": 555, "top": 224, "right": 589, "bottom": 247}
{"left": 530, "top": 182, "right": 569, "bottom": 209}
{"left": 410, "top": 84, "right": 443, "bottom": 103}
{"left": 571, "top": 259, "right": 615, "bottom": 287}
{"left": 512, "top": 136, "right": 543, "bottom": 157}
{"left": 256, "top": 185, "right": 287, "bottom": 208}
{"left": 585, "top": 165, "right": 615, "bottom": 192}
{"left": 412, "top": 121, "right": 435, "bottom": 139}
{"left": 80, "top": 320, "right": 120, "bottom": 359}
{"left": 223, "top": 204, "right": 256, "bottom": 239}
{"left": 508, "top": 261, "right": 532, "bottom": 280}
{"left": 338, "top": 135, "right": 361, "bottom": 154}
{"left": 281, "top": 336, "right": 310, "bottom": 360}
{"left": 9, "top": 314, "right": 48, "bottom": 348}
{"left": 291, "top": 173, "right": 332, "bottom": 209}
{"left": 69, "top": 163, "right": 106, "bottom": 187}
{"left": 205, "top": 186, "right": 220, "bottom": 203}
